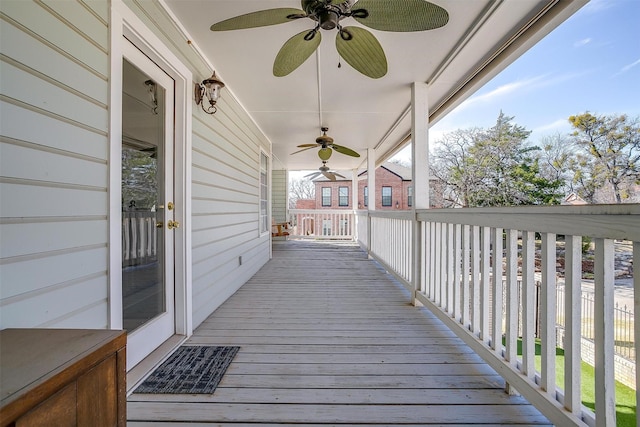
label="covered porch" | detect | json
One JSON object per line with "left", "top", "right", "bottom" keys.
{"left": 128, "top": 240, "right": 550, "bottom": 425}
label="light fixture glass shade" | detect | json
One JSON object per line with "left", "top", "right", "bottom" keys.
{"left": 196, "top": 71, "right": 225, "bottom": 114}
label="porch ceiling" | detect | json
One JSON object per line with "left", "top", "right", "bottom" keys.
{"left": 164, "top": 0, "right": 587, "bottom": 171}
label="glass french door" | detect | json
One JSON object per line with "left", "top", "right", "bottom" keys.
{"left": 121, "top": 39, "right": 176, "bottom": 369}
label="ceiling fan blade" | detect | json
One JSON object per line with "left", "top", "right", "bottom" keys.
{"left": 304, "top": 172, "right": 322, "bottom": 179}
{"left": 352, "top": 0, "right": 449, "bottom": 32}
{"left": 332, "top": 144, "right": 361, "bottom": 157}
{"left": 335, "top": 27, "right": 387, "bottom": 79}
{"left": 296, "top": 144, "right": 318, "bottom": 148}
{"left": 322, "top": 171, "right": 337, "bottom": 181}
{"left": 318, "top": 147, "right": 333, "bottom": 161}
{"left": 291, "top": 146, "right": 317, "bottom": 155}
{"left": 333, "top": 172, "right": 346, "bottom": 179}
{"left": 210, "top": 8, "right": 305, "bottom": 31}
{"left": 273, "top": 29, "right": 322, "bottom": 77}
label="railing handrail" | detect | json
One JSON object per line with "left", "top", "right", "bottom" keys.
{"left": 415, "top": 205, "right": 640, "bottom": 241}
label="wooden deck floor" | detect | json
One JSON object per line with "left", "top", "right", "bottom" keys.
{"left": 128, "top": 240, "right": 550, "bottom": 426}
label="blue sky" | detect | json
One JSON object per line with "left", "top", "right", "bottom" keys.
{"left": 394, "top": 0, "right": 640, "bottom": 161}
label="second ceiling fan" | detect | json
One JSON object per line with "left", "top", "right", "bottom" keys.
{"left": 291, "top": 127, "right": 359, "bottom": 160}
{"left": 210, "top": 0, "right": 449, "bottom": 79}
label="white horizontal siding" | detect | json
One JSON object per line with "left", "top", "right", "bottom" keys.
{"left": 0, "top": 59, "right": 107, "bottom": 130}
{"left": 0, "top": 17, "right": 108, "bottom": 104}
{"left": 0, "top": 271, "right": 108, "bottom": 328}
{"left": 272, "top": 170, "right": 287, "bottom": 223}
{"left": 0, "top": 245, "right": 107, "bottom": 300}
{"left": 1, "top": 0, "right": 108, "bottom": 75}
{"left": 0, "top": 183, "right": 106, "bottom": 218}
{"left": 0, "top": 101, "right": 108, "bottom": 159}
{"left": 0, "top": 0, "right": 109, "bottom": 329}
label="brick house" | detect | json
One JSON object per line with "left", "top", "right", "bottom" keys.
{"left": 307, "top": 162, "right": 416, "bottom": 210}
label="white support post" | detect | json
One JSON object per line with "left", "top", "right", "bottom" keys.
{"left": 352, "top": 168, "right": 358, "bottom": 242}
{"left": 411, "top": 82, "right": 429, "bottom": 306}
{"left": 411, "top": 82, "right": 429, "bottom": 210}
{"left": 352, "top": 168, "right": 358, "bottom": 210}
{"left": 366, "top": 148, "right": 375, "bottom": 255}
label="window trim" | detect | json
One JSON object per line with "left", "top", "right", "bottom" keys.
{"left": 259, "top": 150, "right": 269, "bottom": 236}
{"left": 338, "top": 186, "right": 349, "bottom": 207}
{"left": 363, "top": 186, "right": 368, "bottom": 207}
{"left": 382, "top": 186, "right": 392, "bottom": 207}
{"left": 321, "top": 187, "right": 331, "bottom": 207}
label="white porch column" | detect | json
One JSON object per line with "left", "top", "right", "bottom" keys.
{"left": 351, "top": 168, "right": 359, "bottom": 209}
{"left": 411, "top": 82, "right": 429, "bottom": 305}
{"left": 366, "top": 148, "right": 376, "bottom": 253}
{"left": 412, "top": 82, "right": 429, "bottom": 210}
{"left": 367, "top": 148, "right": 376, "bottom": 211}
{"left": 352, "top": 168, "right": 358, "bottom": 242}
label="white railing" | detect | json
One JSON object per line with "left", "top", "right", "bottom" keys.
{"left": 361, "top": 205, "right": 639, "bottom": 427}
{"left": 288, "top": 209, "right": 356, "bottom": 240}
{"left": 369, "top": 212, "right": 414, "bottom": 285}
{"left": 356, "top": 210, "right": 368, "bottom": 248}
{"left": 122, "top": 211, "right": 157, "bottom": 266}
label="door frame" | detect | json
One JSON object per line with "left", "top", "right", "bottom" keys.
{"left": 109, "top": 2, "right": 193, "bottom": 366}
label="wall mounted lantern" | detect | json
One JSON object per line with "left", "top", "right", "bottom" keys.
{"left": 144, "top": 79, "right": 158, "bottom": 115}
{"left": 195, "top": 72, "right": 225, "bottom": 114}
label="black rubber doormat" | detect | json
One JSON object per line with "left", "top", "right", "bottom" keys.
{"left": 134, "top": 346, "right": 239, "bottom": 394}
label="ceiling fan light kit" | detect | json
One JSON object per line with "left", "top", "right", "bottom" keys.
{"left": 210, "top": 0, "right": 449, "bottom": 79}
{"left": 305, "top": 160, "right": 346, "bottom": 182}
{"left": 290, "top": 127, "right": 361, "bottom": 160}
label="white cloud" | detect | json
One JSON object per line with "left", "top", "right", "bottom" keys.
{"left": 573, "top": 38, "right": 592, "bottom": 47}
{"left": 455, "top": 75, "right": 548, "bottom": 112}
{"left": 618, "top": 58, "right": 640, "bottom": 75}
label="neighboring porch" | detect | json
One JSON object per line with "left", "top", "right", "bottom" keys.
{"left": 128, "top": 240, "right": 550, "bottom": 425}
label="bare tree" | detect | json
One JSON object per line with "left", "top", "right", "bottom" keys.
{"left": 289, "top": 177, "right": 315, "bottom": 209}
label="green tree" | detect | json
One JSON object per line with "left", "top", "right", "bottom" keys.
{"left": 568, "top": 112, "right": 640, "bottom": 203}
{"left": 432, "top": 112, "right": 563, "bottom": 207}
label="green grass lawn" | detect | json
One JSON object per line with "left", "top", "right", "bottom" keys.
{"left": 512, "top": 338, "right": 636, "bottom": 426}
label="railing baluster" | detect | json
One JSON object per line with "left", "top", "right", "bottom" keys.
{"left": 505, "top": 229, "right": 518, "bottom": 370}
{"left": 594, "top": 238, "right": 616, "bottom": 426}
{"left": 492, "top": 227, "right": 504, "bottom": 355}
{"left": 433, "top": 222, "right": 442, "bottom": 306}
{"left": 424, "top": 221, "right": 431, "bottom": 297}
{"left": 453, "top": 223, "right": 462, "bottom": 322}
{"left": 461, "top": 224, "right": 470, "bottom": 328}
{"left": 471, "top": 225, "right": 480, "bottom": 336}
{"left": 481, "top": 226, "right": 491, "bottom": 343}
{"left": 446, "top": 223, "right": 454, "bottom": 315}
{"left": 440, "top": 223, "right": 447, "bottom": 308}
{"left": 429, "top": 222, "right": 438, "bottom": 299}
{"left": 540, "top": 232, "right": 557, "bottom": 398}
{"left": 522, "top": 231, "right": 536, "bottom": 380}
{"left": 564, "top": 235, "right": 582, "bottom": 415}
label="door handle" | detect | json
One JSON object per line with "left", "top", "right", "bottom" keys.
{"left": 167, "top": 220, "right": 180, "bottom": 230}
